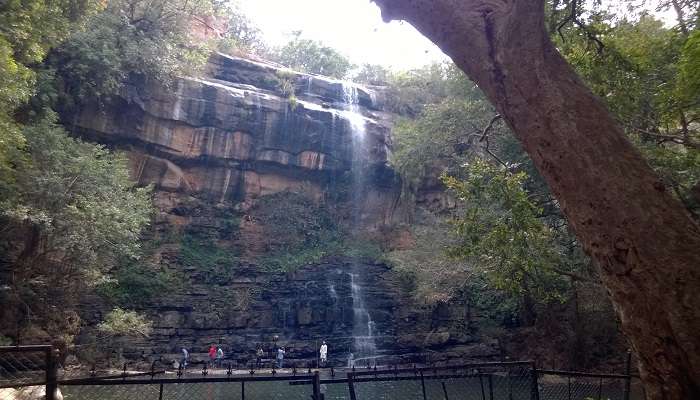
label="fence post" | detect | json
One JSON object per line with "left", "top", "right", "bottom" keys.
{"left": 158, "top": 383, "right": 164, "bottom": 400}
{"left": 509, "top": 368, "right": 513, "bottom": 400}
{"left": 312, "top": 371, "right": 321, "bottom": 400}
{"left": 479, "top": 373, "right": 486, "bottom": 400}
{"left": 45, "top": 347, "right": 58, "bottom": 400}
{"left": 420, "top": 371, "right": 427, "bottom": 400}
{"left": 530, "top": 362, "right": 540, "bottom": 400}
{"left": 623, "top": 350, "right": 632, "bottom": 400}
{"left": 488, "top": 374, "right": 494, "bottom": 400}
{"left": 441, "top": 381, "right": 449, "bottom": 400}
{"left": 348, "top": 372, "right": 357, "bottom": 400}
{"left": 241, "top": 380, "right": 245, "bottom": 400}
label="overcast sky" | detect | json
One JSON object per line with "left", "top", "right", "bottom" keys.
{"left": 238, "top": 0, "right": 677, "bottom": 69}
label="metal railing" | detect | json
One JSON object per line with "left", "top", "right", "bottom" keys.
{"left": 0, "top": 345, "right": 58, "bottom": 400}
{"left": 0, "top": 345, "right": 645, "bottom": 400}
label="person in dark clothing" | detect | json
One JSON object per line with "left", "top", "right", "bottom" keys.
{"left": 256, "top": 346, "right": 264, "bottom": 368}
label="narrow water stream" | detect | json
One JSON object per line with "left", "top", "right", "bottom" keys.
{"left": 340, "top": 82, "right": 378, "bottom": 363}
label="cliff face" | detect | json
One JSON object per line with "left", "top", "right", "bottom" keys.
{"left": 73, "top": 53, "right": 497, "bottom": 367}
{"left": 77, "top": 53, "right": 397, "bottom": 224}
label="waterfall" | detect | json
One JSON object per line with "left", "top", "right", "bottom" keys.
{"left": 341, "top": 82, "right": 378, "bottom": 360}
{"left": 342, "top": 83, "right": 367, "bottom": 227}
{"left": 306, "top": 76, "right": 314, "bottom": 94}
{"left": 349, "top": 272, "right": 376, "bottom": 358}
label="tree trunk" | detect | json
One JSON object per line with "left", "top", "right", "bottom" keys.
{"left": 371, "top": 0, "right": 700, "bottom": 398}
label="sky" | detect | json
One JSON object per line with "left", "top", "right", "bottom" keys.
{"left": 238, "top": 0, "right": 678, "bottom": 70}
{"left": 238, "top": 0, "right": 445, "bottom": 69}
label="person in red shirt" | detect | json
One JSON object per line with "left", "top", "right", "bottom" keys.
{"left": 208, "top": 344, "right": 217, "bottom": 367}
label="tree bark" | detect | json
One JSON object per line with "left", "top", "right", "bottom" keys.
{"left": 371, "top": 0, "right": 700, "bottom": 398}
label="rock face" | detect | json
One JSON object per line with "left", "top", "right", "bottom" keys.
{"left": 77, "top": 52, "right": 397, "bottom": 225}
{"left": 79, "top": 256, "right": 497, "bottom": 367}
{"left": 73, "top": 53, "right": 497, "bottom": 367}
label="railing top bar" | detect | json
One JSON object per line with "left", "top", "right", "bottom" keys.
{"left": 290, "top": 372, "right": 489, "bottom": 385}
{"left": 0, "top": 381, "right": 47, "bottom": 390}
{"left": 58, "top": 370, "right": 167, "bottom": 384}
{"left": 58, "top": 374, "right": 315, "bottom": 386}
{"left": 351, "top": 361, "right": 533, "bottom": 376}
{"left": 538, "top": 369, "right": 633, "bottom": 379}
{"left": 0, "top": 345, "right": 53, "bottom": 353}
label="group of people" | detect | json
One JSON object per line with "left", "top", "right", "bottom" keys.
{"left": 208, "top": 344, "right": 225, "bottom": 367}
{"left": 254, "top": 345, "right": 288, "bottom": 368}
{"left": 178, "top": 340, "right": 330, "bottom": 370}
{"left": 178, "top": 344, "right": 224, "bottom": 369}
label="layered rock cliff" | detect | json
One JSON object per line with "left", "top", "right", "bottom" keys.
{"left": 72, "top": 53, "right": 498, "bottom": 367}
{"left": 76, "top": 53, "right": 397, "bottom": 224}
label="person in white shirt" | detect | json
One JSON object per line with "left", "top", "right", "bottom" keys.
{"left": 181, "top": 347, "right": 189, "bottom": 369}
{"left": 277, "top": 347, "right": 286, "bottom": 369}
{"left": 319, "top": 341, "right": 328, "bottom": 366}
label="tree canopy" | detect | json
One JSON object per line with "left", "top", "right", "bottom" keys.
{"left": 268, "top": 31, "right": 354, "bottom": 79}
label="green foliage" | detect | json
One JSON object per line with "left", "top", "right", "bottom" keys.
{"left": 254, "top": 191, "right": 341, "bottom": 271}
{"left": 274, "top": 70, "right": 300, "bottom": 109}
{"left": 389, "top": 210, "right": 472, "bottom": 304}
{"left": 442, "top": 160, "right": 570, "bottom": 303}
{"left": 561, "top": 14, "right": 700, "bottom": 214}
{"left": 391, "top": 96, "right": 501, "bottom": 191}
{"left": 0, "top": 0, "right": 99, "bottom": 194}
{"left": 3, "top": 115, "right": 153, "bottom": 274}
{"left": 179, "top": 230, "right": 239, "bottom": 282}
{"left": 678, "top": 29, "right": 700, "bottom": 103}
{"left": 384, "top": 62, "right": 473, "bottom": 117}
{"left": 252, "top": 191, "right": 384, "bottom": 271}
{"left": 50, "top": 0, "right": 213, "bottom": 105}
{"left": 353, "top": 63, "right": 391, "bottom": 85}
{"left": 217, "top": 1, "right": 266, "bottom": 55}
{"left": 0, "top": 0, "right": 98, "bottom": 112}
{"left": 268, "top": 32, "right": 354, "bottom": 79}
{"left": 98, "top": 308, "right": 152, "bottom": 338}
{"left": 0, "top": 335, "right": 13, "bottom": 346}
{"left": 97, "top": 261, "right": 183, "bottom": 307}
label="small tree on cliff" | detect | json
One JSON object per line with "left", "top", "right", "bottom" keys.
{"left": 371, "top": 0, "right": 700, "bottom": 398}
{"left": 269, "top": 31, "right": 355, "bottom": 79}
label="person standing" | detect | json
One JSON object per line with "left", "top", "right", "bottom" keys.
{"left": 216, "top": 347, "right": 224, "bottom": 367}
{"left": 276, "top": 347, "right": 286, "bottom": 369}
{"left": 181, "top": 347, "right": 189, "bottom": 369}
{"left": 256, "top": 346, "right": 264, "bottom": 369}
{"left": 208, "top": 344, "right": 217, "bottom": 367}
{"left": 319, "top": 341, "right": 328, "bottom": 366}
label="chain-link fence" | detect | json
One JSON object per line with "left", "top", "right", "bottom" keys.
{"left": 0, "top": 345, "right": 648, "bottom": 400}
{"left": 537, "top": 370, "right": 645, "bottom": 400}
{"left": 0, "top": 345, "right": 52, "bottom": 388}
{"left": 66, "top": 377, "right": 322, "bottom": 400}
{"left": 289, "top": 361, "right": 537, "bottom": 400}
{"left": 0, "top": 345, "right": 59, "bottom": 400}
{"left": 59, "top": 375, "right": 317, "bottom": 400}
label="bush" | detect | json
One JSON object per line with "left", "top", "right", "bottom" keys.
{"left": 179, "top": 230, "right": 240, "bottom": 283}
{"left": 97, "top": 261, "right": 183, "bottom": 307}
{"left": 98, "top": 308, "right": 152, "bottom": 338}
{"left": 253, "top": 191, "right": 386, "bottom": 271}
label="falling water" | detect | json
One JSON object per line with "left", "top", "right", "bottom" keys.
{"left": 342, "top": 84, "right": 367, "bottom": 226}
{"left": 307, "top": 76, "right": 314, "bottom": 95}
{"left": 349, "top": 272, "right": 377, "bottom": 358}
{"left": 341, "top": 82, "right": 377, "bottom": 360}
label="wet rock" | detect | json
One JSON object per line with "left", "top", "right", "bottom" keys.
{"left": 71, "top": 53, "right": 498, "bottom": 367}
